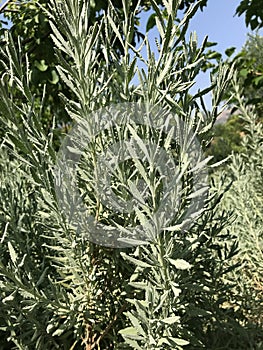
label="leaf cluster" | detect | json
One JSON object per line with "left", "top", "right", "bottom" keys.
{"left": 236, "top": 0, "right": 263, "bottom": 30}
{"left": 0, "top": 1, "right": 256, "bottom": 349}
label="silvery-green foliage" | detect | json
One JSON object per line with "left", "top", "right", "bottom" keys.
{"left": 0, "top": 27, "right": 129, "bottom": 350}
{"left": 0, "top": 0, "right": 241, "bottom": 349}
{"left": 217, "top": 76, "right": 263, "bottom": 331}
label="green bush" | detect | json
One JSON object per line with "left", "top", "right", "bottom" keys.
{"left": 215, "top": 78, "right": 263, "bottom": 336}
{"left": 206, "top": 114, "right": 245, "bottom": 163}
{"left": 0, "top": 1, "right": 259, "bottom": 349}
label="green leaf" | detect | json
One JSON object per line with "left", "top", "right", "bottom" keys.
{"left": 34, "top": 60, "right": 49, "bottom": 72}
{"left": 126, "top": 311, "right": 146, "bottom": 336}
{"left": 254, "top": 75, "right": 263, "bottom": 86}
{"left": 66, "top": 146, "right": 82, "bottom": 155}
{"left": 8, "top": 241, "right": 18, "bottom": 264}
{"left": 168, "top": 258, "right": 192, "bottom": 270}
{"left": 108, "top": 15, "right": 124, "bottom": 49}
{"left": 240, "top": 68, "right": 248, "bottom": 77}
{"left": 225, "top": 47, "right": 236, "bottom": 57}
{"left": 205, "top": 41, "right": 217, "bottom": 48}
{"left": 169, "top": 281, "right": 182, "bottom": 298}
{"left": 52, "top": 328, "right": 65, "bottom": 337}
{"left": 162, "top": 15, "right": 173, "bottom": 53}
{"left": 49, "top": 69, "right": 59, "bottom": 84}
{"left": 146, "top": 13, "right": 156, "bottom": 32}
{"left": 207, "top": 51, "right": 222, "bottom": 60}
{"left": 2, "top": 293, "right": 15, "bottom": 303}
{"left": 127, "top": 57, "right": 137, "bottom": 83}
{"left": 250, "top": 18, "right": 259, "bottom": 30}
{"left": 157, "top": 51, "right": 173, "bottom": 85}
{"left": 119, "top": 326, "right": 142, "bottom": 340}
{"left": 172, "top": 337, "right": 190, "bottom": 346}
{"left": 36, "top": 267, "right": 49, "bottom": 287}
{"left": 121, "top": 252, "right": 152, "bottom": 268}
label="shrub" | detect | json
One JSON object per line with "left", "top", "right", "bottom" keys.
{"left": 215, "top": 77, "right": 263, "bottom": 342}
{"left": 0, "top": 1, "right": 251, "bottom": 349}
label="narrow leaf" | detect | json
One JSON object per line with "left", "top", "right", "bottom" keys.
{"left": 168, "top": 258, "right": 192, "bottom": 270}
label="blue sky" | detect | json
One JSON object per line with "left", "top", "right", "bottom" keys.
{"left": 186, "top": 0, "right": 249, "bottom": 57}
{"left": 185, "top": 0, "right": 255, "bottom": 106}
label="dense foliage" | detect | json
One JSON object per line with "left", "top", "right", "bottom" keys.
{"left": 236, "top": 0, "right": 263, "bottom": 30}
{"left": 236, "top": 34, "right": 263, "bottom": 115}
{"left": 0, "top": 0, "right": 207, "bottom": 132}
{"left": 206, "top": 32, "right": 263, "bottom": 161}
{"left": 212, "top": 78, "right": 263, "bottom": 345}
{"left": 0, "top": 0, "right": 262, "bottom": 349}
